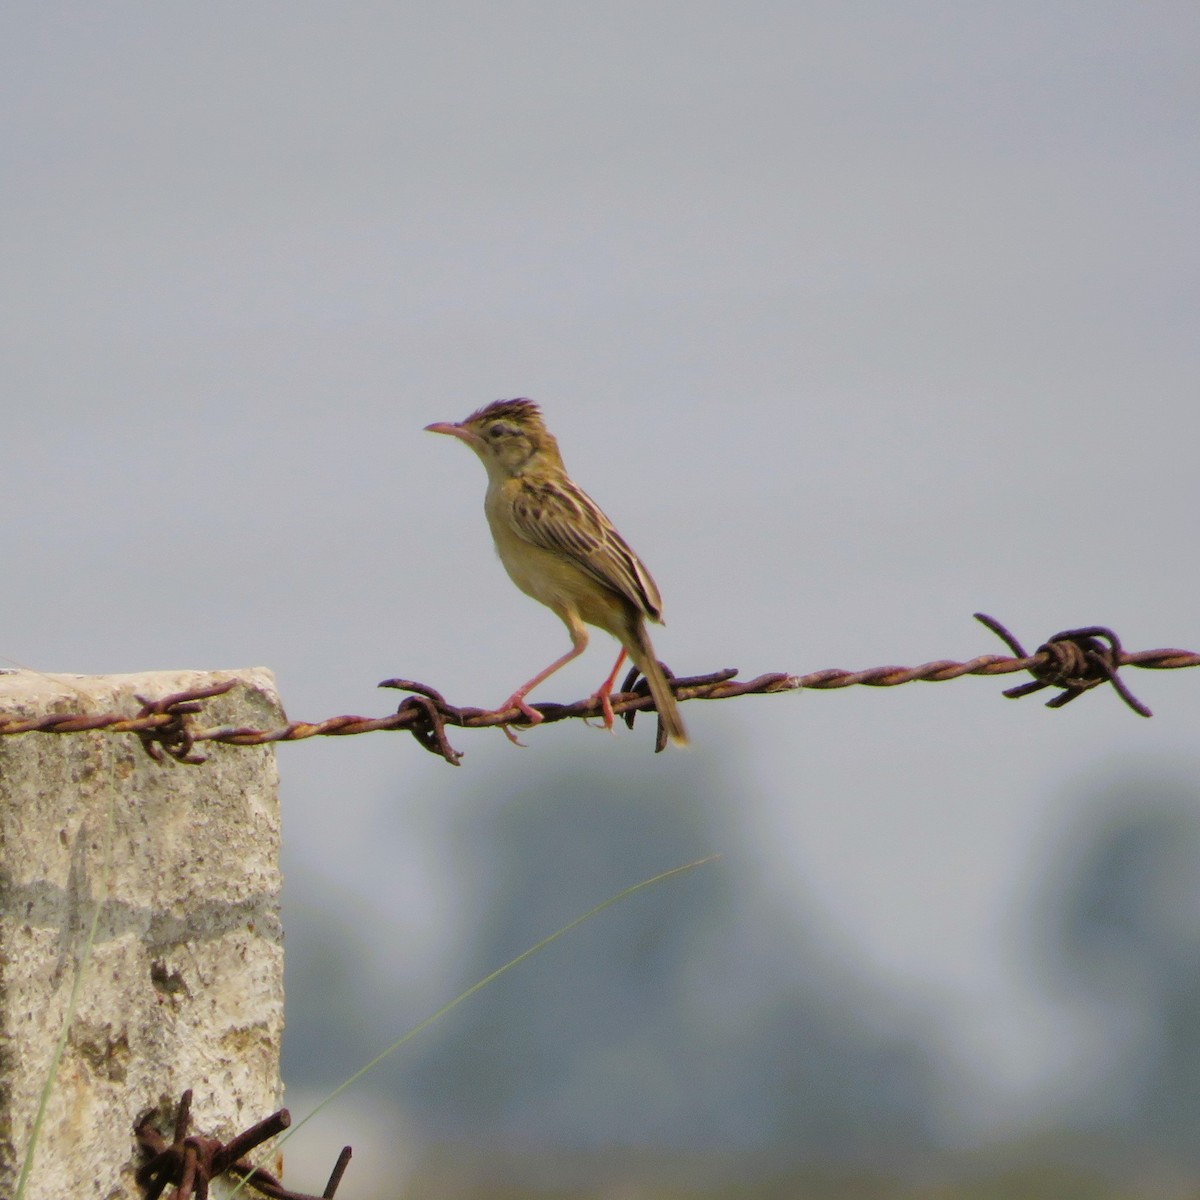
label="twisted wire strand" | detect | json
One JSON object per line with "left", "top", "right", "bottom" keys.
{"left": 1, "top": 616, "right": 1196, "bottom": 766}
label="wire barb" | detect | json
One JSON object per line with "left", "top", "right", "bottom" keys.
{"left": 135, "top": 681, "right": 238, "bottom": 764}
{"left": 618, "top": 660, "right": 699, "bottom": 752}
{"left": 134, "top": 1089, "right": 354, "bottom": 1200}
{"left": 384, "top": 680, "right": 466, "bottom": 765}
{"left": 973, "top": 613, "right": 1153, "bottom": 717}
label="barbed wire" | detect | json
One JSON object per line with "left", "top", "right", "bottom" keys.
{"left": 136, "top": 1088, "right": 353, "bottom": 1200}
{"left": 0, "top": 615, "right": 1195, "bottom": 767}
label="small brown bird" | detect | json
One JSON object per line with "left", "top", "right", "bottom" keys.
{"left": 426, "top": 399, "right": 687, "bottom": 745}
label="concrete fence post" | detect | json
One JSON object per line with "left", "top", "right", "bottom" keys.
{"left": 0, "top": 668, "right": 286, "bottom": 1200}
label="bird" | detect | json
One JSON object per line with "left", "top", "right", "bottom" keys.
{"left": 425, "top": 398, "right": 688, "bottom": 746}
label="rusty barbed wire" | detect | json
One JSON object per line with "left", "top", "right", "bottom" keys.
{"left": 972, "top": 613, "right": 1155, "bottom": 716}
{"left": 135, "top": 1088, "right": 353, "bottom": 1200}
{"left": 1, "top": 615, "right": 1195, "bottom": 767}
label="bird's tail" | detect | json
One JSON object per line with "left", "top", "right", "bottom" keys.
{"left": 626, "top": 619, "right": 688, "bottom": 746}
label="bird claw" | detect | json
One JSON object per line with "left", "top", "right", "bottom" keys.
{"left": 581, "top": 690, "right": 618, "bottom": 734}
{"left": 496, "top": 694, "right": 542, "bottom": 747}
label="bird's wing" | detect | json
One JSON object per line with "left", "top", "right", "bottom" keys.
{"left": 509, "top": 477, "right": 664, "bottom": 621}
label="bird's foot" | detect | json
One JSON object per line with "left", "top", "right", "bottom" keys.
{"left": 581, "top": 688, "right": 618, "bottom": 734}
{"left": 497, "top": 693, "right": 543, "bottom": 747}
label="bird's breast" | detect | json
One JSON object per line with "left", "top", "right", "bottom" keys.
{"left": 483, "top": 488, "right": 630, "bottom": 634}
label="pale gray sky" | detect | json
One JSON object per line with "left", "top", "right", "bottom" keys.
{"left": 4, "top": 1, "right": 1199, "bottom": 1184}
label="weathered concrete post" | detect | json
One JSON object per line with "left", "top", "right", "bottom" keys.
{"left": 0, "top": 668, "right": 285, "bottom": 1199}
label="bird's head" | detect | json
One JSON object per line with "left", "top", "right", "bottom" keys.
{"left": 426, "top": 398, "right": 562, "bottom": 479}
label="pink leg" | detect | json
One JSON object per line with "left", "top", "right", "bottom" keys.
{"left": 586, "top": 648, "right": 627, "bottom": 732}
{"left": 499, "top": 630, "right": 588, "bottom": 737}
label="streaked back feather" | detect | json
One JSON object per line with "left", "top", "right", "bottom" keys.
{"left": 509, "top": 476, "right": 665, "bottom": 622}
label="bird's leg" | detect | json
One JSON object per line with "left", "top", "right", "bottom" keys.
{"left": 583, "top": 648, "right": 627, "bottom": 733}
{"left": 497, "top": 628, "right": 588, "bottom": 741}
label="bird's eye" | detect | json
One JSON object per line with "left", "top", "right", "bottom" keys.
{"left": 488, "top": 422, "right": 508, "bottom": 439}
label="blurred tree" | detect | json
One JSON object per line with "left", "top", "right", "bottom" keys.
{"left": 1036, "top": 766, "right": 1200, "bottom": 1158}
{"left": 396, "top": 747, "right": 938, "bottom": 1171}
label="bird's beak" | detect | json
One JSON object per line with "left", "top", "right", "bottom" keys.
{"left": 424, "top": 420, "right": 481, "bottom": 447}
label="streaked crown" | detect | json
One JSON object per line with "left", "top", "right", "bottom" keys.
{"left": 454, "top": 397, "right": 563, "bottom": 476}
{"left": 463, "top": 398, "right": 545, "bottom": 430}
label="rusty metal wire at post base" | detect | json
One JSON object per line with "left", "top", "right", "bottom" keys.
{"left": 1, "top": 614, "right": 1196, "bottom": 767}
{"left": 134, "top": 1088, "right": 353, "bottom": 1200}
